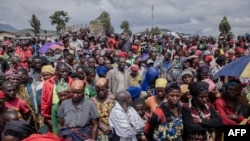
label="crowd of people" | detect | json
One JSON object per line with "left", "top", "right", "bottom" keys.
{"left": 0, "top": 28, "right": 250, "bottom": 141}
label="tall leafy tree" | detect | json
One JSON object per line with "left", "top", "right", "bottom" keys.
{"left": 219, "top": 16, "right": 231, "bottom": 34}
{"left": 90, "top": 11, "right": 114, "bottom": 33}
{"left": 120, "top": 20, "right": 132, "bottom": 35}
{"left": 151, "top": 26, "right": 161, "bottom": 35}
{"left": 49, "top": 11, "right": 70, "bottom": 35}
{"left": 29, "top": 14, "right": 41, "bottom": 35}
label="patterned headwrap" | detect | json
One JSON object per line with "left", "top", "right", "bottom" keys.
{"left": 42, "top": 65, "right": 55, "bottom": 74}
{"left": 56, "top": 80, "right": 69, "bottom": 94}
{"left": 117, "top": 52, "right": 128, "bottom": 59}
{"left": 23, "top": 132, "right": 64, "bottom": 141}
{"left": 180, "top": 84, "right": 189, "bottom": 96}
{"left": 5, "top": 69, "right": 20, "bottom": 79}
{"left": 95, "top": 78, "right": 108, "bottom": 87}
{"left": 130, "top": 64, "right": 139, "bottom": 71}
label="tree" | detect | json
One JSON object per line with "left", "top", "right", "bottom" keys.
{"left": 145, "top": 28, "right": 150, "bottom": 35}
{"left": 151, "top": 26, "right": 161, "bottom": 35}
{"left": 29, "top": 14, "right": 41, "bottom": 35}
{"left": 25, "top": 32, "right": 31, "bottom": 37}
{"left": 120, "top": 20, "right": 132, "bottom": 35}
{"left": 219, "top": 16, "right": 231, "bottom": 34}
{"left": 90, "top": 11, "right": 114, "bottom": 33}
{"left": 44, "top": 30, "right": 47, "bottom": 38}
{"left": 49, "top": 11, "right": 70, "bottom": 36}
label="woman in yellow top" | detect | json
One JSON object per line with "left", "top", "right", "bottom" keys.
{"left": 130, "top": 64, "right": 142, "bottom": 87}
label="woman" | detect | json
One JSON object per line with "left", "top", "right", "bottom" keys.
{"left": 84, "top": 67, "right": 97, "bottom": 99}
{"left": 214, "top": 80, "right": 250, "bottom": 140}
{"left": 58, "top": 80, "right": 99, "bottom": 141}
{"left": 145, "top": 82, "right": 183, "bottom": 141}
{"left": 130, "top": 64, "right": 142, "bottom": 87}
{"left": 180, "top": 70, "right": 195, "bottom": 85}
{"left": 145, "top": 78, "right": 167, "bottom": 113}
{"left": 182, "top": 81, "right": 222, "bottom": 141}
{"left": 91, "top": 78, "right": 115, "bottom": 141}
{"left": 141, "top": 66, "right": 159, "bottom": 95}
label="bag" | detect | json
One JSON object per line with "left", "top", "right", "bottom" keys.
{"left": 153, "top": 116, "right": 183, "bottom": 141}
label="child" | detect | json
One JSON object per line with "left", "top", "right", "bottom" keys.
{"left": 133, "top": 98, "right": 149, "bottom": 141}
{"left": 51, "top": 81, "right": 69, "bottom": 135}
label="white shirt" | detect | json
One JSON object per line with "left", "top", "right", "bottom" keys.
{"left": 109, "top": 101, "right": 145, "bottom": 141}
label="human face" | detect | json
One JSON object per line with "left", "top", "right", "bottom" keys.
{"left": 195, "top": 92, "right": 209, "bottom": 106}
{"left": 18, "top": 72, "right": 29, "bottom": 84}
{"left": 199, "top": 70, "right": 210, "bottom": 80}
{"left": 226, "top": 85, "right": 240, "bottom": 99}
{"left": 42, "top": 72, "right": 53, "bottom": 81}
{"left": 97, "top": 57, "right": 105, "bottom": 65}
{"left": 87, "top": 58, "right": 96, "bottom": 68}
{"left": 131, "top": 70, "right": 138, "bottom": 77}
{"left": 118, "top": 58, "right": 126, "bottom": 70}
{"left": 3, "top": 84, "right": 17, "bottom": 100}
{"left": 166, "top": 89, "right": 181, "bottom": 105}
{"left": 33, "top": 58, "right": 42, "bottom": 70}
{"left": 126, "top": 94, "right": 133, "bottom": 107}
{"left": 182, "top": 74, "right": 193, "bottom": 84}
{"left": 134, "top": 104, "right": 145, "bottom": 117}
{"left": 86, "top": 72, "right": 96, "bottom": 83}
{"left": 2, "top": 135, "right": 20, "bottom": 141}
{"left": 105, "top": 60, "right": 112, "bottom": 70}
{"left": 156, "top": 87, "right": 166, "bottom": 99}
{"left": 58, "top": 91, "right": 69, "bottom": 102}
{"left": 57, "top": 67, "right": 69, "bottom": 79}
{"left": 71, "top": 88, "right": 84, "bottom": 103}
{"left": 94, "top": 50, "right": 101, "bottom": 58}
{"left": 8, "top": 77, "right": 20, "bottom": 87}
{"left": 76, "top": 68, "right": 85, "bottom": 80}
{"left": 96, "top": 85, "right": 108, "bottom": 99}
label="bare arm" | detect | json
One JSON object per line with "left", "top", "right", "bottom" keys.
{"left": 91, "top": 118, "right": 98, "bottom": 140}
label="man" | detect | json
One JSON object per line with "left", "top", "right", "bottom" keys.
{"left": 106, "top": 56, "right": 131, "bottom": 94}
{"left": 0, "top": 91, "right": 7, "bottom": 135}
{"left": 58, "top": 80, "right": 98, "bottom": 140}
{"left": 2, "top": 81, "right": 30, "bottom": 121}
{"left": 69, "top": 31, "right": 82, "bottom": 51}
{"left": 29, "top": 56, "right": 42, "bottom": 81}
{"left": 109, "top": 91, "right": 144, "bottom": 140}
{"left": 41, "top": 62, "right": 73, "bottom": 130}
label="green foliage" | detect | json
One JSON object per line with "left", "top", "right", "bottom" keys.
{"left": 120, "top": 20, "right": 132, "bottom": 35}
{"left": 25, "top": 32, "right": 31, "bottom": 37}
{"left": 219, "top": 16, "right": 231, "bottom": 34}
{"left": 90, "top": 11, "right": 114, "bottom": 33}
{"left": 29, "top": 14, "right": 41, "bottom": 35}
{"left": 49, "top": 11, "right": 70, "bottom": 35}
{"left": 151, "top": 26, "right": 161, "bottom": 35}
{"left": 145, "top": 28, "right": 150, "bottom": 34}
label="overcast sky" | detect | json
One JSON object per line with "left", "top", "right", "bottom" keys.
{"left": 1, "top": 0, "right": 249, "bottom": 36}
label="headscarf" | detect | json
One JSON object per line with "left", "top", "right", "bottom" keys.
{"left": 141, "top": 67, "right": 159, "bottom": 91}
{"left": 180, "top": 84, "right": 189, "bottom": 96}
{"left": 42, "top": 65, "right": 55, "bottom": 74}
{"left": 202, "top": 78, "right": 216, "bottom": 92}
{"left": 197, "top": 65, "right": 209, "bottom": 73}
{"left": 2, "top": 121, "right": 34, "bottom": 140}
{"left": 181, "top": 70, "right": 193, "bottom": 78}
{"left": 70, "top": 80, "right": 85, "bottom": 90}
{"left": 155, "top": 78, "right": 167, "bottom": 88}
{"left": 96, "top": 66, "right": 109, "bottom": 76}
{"left": 117, "top": 52, "right": 128, "bottom": 59}
{"left": 165, "top": 82, "right": 180, "bottom": 93}
{"left": 130, "top": 64, "right": 139, "bottom": 71}
{"left": 5, "top": 69, "right": 20, "bottom": 79}
{"left": 127, "top": 86, "right": 141, "bottom": 100}
{"left": 23, "top": 132, "right": 64, "bottom": 141}
{"left": 56, "top": 80, "right": 69, "bottom": 93}
{"left": 189, "top": 81, "right": 209, "bottom": 97}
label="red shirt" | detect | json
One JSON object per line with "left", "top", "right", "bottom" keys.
{"left": 214, "top": 98, "right": 245, "bottom": 125}
{"left": 15, "top": 47, "right": 32, "bottom": 68}
{"left": 5, "top": 97, "right": 29, "bottom": 116}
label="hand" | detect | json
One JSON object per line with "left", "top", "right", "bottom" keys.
{"left": 193, "top": 118, "right": 202, "bottom": 124}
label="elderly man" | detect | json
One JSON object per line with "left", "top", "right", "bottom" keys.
{"left": 109, "top": 91, "right": 144, "bottom": 141}
{"left": 58, "top": 80, "right": 99, "bottom": 141}
{"left": 106, "top": 56, "right": 130, "bottom": 94}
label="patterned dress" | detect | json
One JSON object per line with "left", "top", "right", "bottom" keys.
{"left": 92, "top": 98, "right": 114, "bottom": 141}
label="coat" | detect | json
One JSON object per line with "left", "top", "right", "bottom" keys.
{"left": 106, "top": 68, "right": 131, "bottom": 94}
{"left": 40, "top": 76, "right": 73, "bottom": 118}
